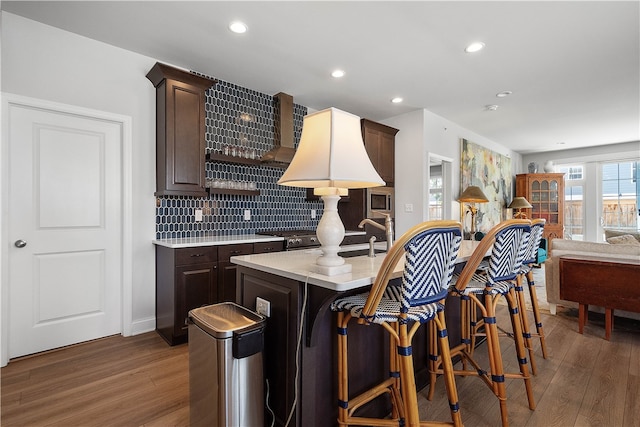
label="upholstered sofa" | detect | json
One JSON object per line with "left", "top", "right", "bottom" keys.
{"left": 545, "top": 230, "right": 640, "bottom": 320}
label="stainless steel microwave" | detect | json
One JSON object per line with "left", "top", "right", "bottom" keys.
{"left": 366, "top": 186, "right": 394, "bottom": 218}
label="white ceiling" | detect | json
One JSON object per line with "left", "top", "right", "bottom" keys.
{"left": 2, "top": 1, "right": 639, "bottom": 154}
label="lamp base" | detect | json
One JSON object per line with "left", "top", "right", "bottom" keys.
{"left": 313, "top": 194, "right": 352, "bottom": 276}
{"left": 312, "top": 263, "right": 353, "bottom": 276}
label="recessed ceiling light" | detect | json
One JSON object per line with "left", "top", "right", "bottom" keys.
{"left": 391, "top": 97, "right": 403, "bottom": 104}
{"left": 485, "top": 104, "right": 499, "bottom": 111}
{"left": 229, "top": 21, "right": 248, "bottom": 34}
{"left": 331, "top": 69, "right": 345, "bottom": 78}
{"left": 496, "top": 91, "right": 512, "bottom": 98}
{"left": 465, "top": 42, "right": 485, "bottom": 53}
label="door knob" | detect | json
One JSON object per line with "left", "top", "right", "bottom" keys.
{"left": 14, "top": 240, "right": 27, "bottom": 248}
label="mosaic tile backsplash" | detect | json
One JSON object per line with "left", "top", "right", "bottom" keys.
{"left": 155, "top": 76, "right": 322, "bottom": 239}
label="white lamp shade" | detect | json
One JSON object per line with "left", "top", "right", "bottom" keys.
{"left": 278, "top": 107, "right": 385, "bottom": 189}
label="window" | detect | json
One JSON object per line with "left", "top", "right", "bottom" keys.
{"left": 557, "top": 164, "right": 585, "bottom": 240}
{"left": 601, "top": 161, "right": 639, "bottom": 232}
{"left": 429, "top": 176, "right": 443, "bottom": 220}
{"left": 558, "top": 165, "right": 584, "bottom": 180}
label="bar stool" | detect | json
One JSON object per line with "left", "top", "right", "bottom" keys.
{"left": 428, "top": 219, "right": 534, "bottom": 427}
{"left": 515, "top": 218, "right": 548, "bottom": 374}
{"left": 331, "top": 221, "right": 463, "bottom": 427}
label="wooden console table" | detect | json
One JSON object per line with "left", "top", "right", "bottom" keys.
{"left": 559, "top": 255, "right": 640, "bottom": 340}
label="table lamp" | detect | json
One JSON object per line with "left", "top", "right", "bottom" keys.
{"left": 458, "top": 185, "right": 489, "bottom": 239}
{"left": 278, "top": 107, "right": 385, "bottom": 276}
{"left": 508, "top": 196, "right": 532, "bottom": 218}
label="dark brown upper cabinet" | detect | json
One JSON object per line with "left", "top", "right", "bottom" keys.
{"left": 147, "top": 62, "right": 216, "bottom": 197}
{"left": 361, "top": 119, "right": 399, "bottom": 187}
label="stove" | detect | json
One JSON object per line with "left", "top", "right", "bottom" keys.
{"left": 256, "top": 229, "right": 320, "bottom": 250}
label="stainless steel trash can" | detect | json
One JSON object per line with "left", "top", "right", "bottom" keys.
{"left": 188, "top": 302, "right": 266, "bottom": 427}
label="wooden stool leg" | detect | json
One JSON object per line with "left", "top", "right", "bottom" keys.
{"left": 398, "top": 320, "right": 419, "bottom": 427}
{"left": 482, "top": 294, "right": 509, "bottom": 427}
{"left": 435, "top": 311, "right": 463, "bottom": 427}
{"left": 506, "top": 289, "right": 535, "bottom": 411}
{"left": 526, "top": 270, "right": 548, "bottom": 358}
{"left": 427, "top": 318, "right": 439, "bottom": 401}
{"left": 336, "top": 312, "right": 349, "bottom": 425}
{"left": 388, "top": 322, "right": 403, "bottom": 419}
{"left": 515, "top": 275, "right": 536, "bottom": 375}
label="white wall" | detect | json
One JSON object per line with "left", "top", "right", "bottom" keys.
{"left": 1, "top": 12, "right": 158, "bottom": 335}
{"left": 383, "top": 109, "right": 523, "bottom": 236}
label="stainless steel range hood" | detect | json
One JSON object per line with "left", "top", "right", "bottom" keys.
{"left": 262, "top": 92, "right": 295, "bottom": 167}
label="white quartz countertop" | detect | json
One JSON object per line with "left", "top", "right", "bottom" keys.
{"left": 152, "top": 230, "right": 366, "bottom": 249}
{"left": 153, "top": 234, "right": 284, "bottom": 248}
{"left": 231, "top": 240, "right": 483, "bottom": 292}
{"left": 232, "top": 248, "right": 394, "bottom": 292}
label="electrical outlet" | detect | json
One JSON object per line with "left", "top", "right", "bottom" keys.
{"left": 311, "top": 209, "right": 317, "bottom": 219}
{"left": 195, "top": 209, "right": 203, "bottom": 221}
{"left": 405, "top": 203, "right": 414, "bottom": 213}
{"left": 256, "top": 297, "right": 271, "bottom": 317}
{"left": 244, "top": 209, "right": 251, "bottom": 221}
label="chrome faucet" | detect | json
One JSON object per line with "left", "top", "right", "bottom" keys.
{"left": 358, "top": 214, "right": 394, "bottom": 252}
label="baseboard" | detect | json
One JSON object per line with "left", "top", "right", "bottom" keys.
{"left": 128, "top": 317, "right": 156, "bottom": 336}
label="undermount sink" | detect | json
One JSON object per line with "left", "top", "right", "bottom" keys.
{"left": 338, "top": 249, "right": 387, "bottom": 258}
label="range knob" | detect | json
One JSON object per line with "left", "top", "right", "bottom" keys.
{"left": 288, "top": 238, "right": 302, "bottom": 247}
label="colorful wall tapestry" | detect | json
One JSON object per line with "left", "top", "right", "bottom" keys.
{"left": 460, "top": 139, "right": 511, "bottom": 234}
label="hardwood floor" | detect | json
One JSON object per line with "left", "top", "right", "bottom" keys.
{"left": 2, "top": 306, "right": 638, "bottom": 426}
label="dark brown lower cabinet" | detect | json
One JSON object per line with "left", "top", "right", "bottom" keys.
{"left": 218, "top": 243, "right": 254, "bottom": 303}
{"left": 155, "top": 241, "right": 284, "bottom": 345}
{"left": 156, "top": 246, "right": 218, "bottom": 345}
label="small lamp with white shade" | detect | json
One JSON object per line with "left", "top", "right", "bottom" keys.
{"left": 278, "top": 107, "right": 385, "bottom": 276}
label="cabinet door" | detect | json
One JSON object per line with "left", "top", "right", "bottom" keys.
{"left": 175, "top": 263, "right": 217, "bottom": 336}
{"left": 362, "top": 119, "right": 398, "bottom": 186}
{"left": 237, "top": 267, "right": 299, "bottom": 427}
{"left": 164, "top": 79, "right": 206, "bottom": 195}
{"left": 218, "top": 243, "right": 254, "bottom": 302}
{"left": 363, "top": 128, "right": 387, "bottom": 183}
{"left": 377, "top": 131, "right": 395, "bottom": 185}
{"left": 147, "top": 62, "right": 215, "bottom": 197}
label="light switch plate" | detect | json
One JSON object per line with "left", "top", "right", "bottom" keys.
{"left": 244, "top": 209, "right": 251, "bottom": 220}
{"left": 311, "top": 209, "right": 317, "bottom": 219}
{"left": 405, "top": 203, "right": 414, "bottom": 213}
{"left": 195, "top": 209, "right": 203, "bottom": 221}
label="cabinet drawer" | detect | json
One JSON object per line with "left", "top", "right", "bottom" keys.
{"left": 254, "top": 241, "right": 284, "bottom": 254}
{"left": 175, "top": 247, "right": 218, "bottom": 266}
{"left": 218, "top": 243, "right": 254, "bottom": 262}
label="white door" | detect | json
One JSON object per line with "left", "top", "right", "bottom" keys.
{"left": 7, "top": 101, "right": 123, "bottom": 359}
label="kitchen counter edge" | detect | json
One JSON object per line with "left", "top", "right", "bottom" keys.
{"left": 152, "top": 230, "right": 366, "bottom": 249}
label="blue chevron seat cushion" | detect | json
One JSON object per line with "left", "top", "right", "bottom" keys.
{"left": 450, "top": 272, "right": 513, "bottom": 296}
{"left": 331, "top": 285, "right": 442, "bottom": 324}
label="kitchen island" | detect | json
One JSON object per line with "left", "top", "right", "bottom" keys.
{"left": 231, "top": 241, "right": 481, "bottom": 427}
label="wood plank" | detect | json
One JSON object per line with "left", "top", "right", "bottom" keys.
{"left": 574, "top": 333, "right": 630, "bottom": 426}
{"left": 2, "top": 305, "right": 638, "bottom": 427}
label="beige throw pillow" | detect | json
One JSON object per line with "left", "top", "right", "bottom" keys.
{"left": 606, "top": 234, "right": 640, "bottom": 246}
